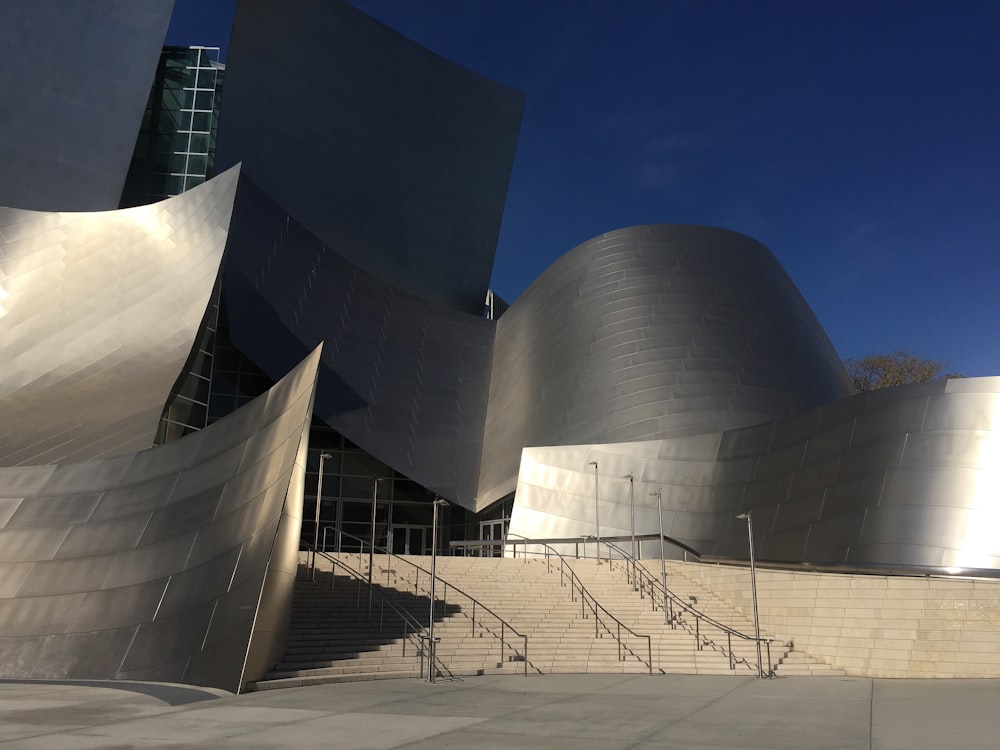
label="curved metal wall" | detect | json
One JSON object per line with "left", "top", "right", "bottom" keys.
{"left": 0, "top": 166, "right": 239, "bottom": 466}
{"left": 0, "top": 0, "right": 174, "bottom": 211}
{"left": 215, "top": 0, "right": 524, "bottom": 314}
{"left": 508, "top": 376, "right": 1000, "bottom": 574}
{"left": 224, "top": 178, "right": 494, "bottom": 508}
{"left": 479, "top": 225, "right": 853, "bottom": 508}
{"left": 0, "top": 346, "right": 320, "bottom": 692}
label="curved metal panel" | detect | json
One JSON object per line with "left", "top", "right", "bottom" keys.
{"left": 480, "top": 225, "right": 853, "bottom": 508}
{"left": 0, "top": 0, "right": 174, "bottom": 211}
{"left": 508, "top": 376, "right": 1000, "bottom": 574}
{"left": 215, "top": 0, "right": 524, "bottom": 314}
{"left": 0, "top": 345, "right": 320, "bottom": 692}
{"left": 224, "top": 177, "right": 493, "bottom": 508}
{"left": 0, "top": 166, "right": 239, "bottom": 466}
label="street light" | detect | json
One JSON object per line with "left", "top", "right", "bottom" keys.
{"left": 588, "top": 461, "right": 601, "bottom": 564}
{"left": 623, "top": 473, "right": 636, "bottom": 588}
{"left": 736, "top": 511, "right": 763, "bottom": 678}
{"left": 368, "top": 476, "right": 386, "bottom": 614}
{"left": 650, "top": 488, "right": 667, "bottom": 623}
{"left": 312, "top": 452, "right": 332, "bottom": 580}
{"left": 427, "top": 497, "right": 448, "bottom": 683}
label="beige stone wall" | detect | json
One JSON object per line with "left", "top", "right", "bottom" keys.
{"left": 655, "top": 561, "right": 1000, "bottom": 678}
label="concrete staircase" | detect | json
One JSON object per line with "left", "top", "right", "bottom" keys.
{"left": 653, "top": 560, "right": 845, "bottom": 676}
{"left": 248, "top": 552, "right": 842, "bottom": 690}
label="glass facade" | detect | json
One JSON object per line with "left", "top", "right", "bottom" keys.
{"left": 120, "top": 46, "right": 224, "bottom": 207}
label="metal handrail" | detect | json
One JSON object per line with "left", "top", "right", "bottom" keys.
{"left": 503, "top": 533, "right": 653, "bottom": 675}
{"left": 598, "top": 538, "right": 776, "bottom": 676}
{"left": 313, "top": 551, "right": 442, "bottom": 679}
{"left": 318, "top": 526, "right": 529, "bottom": 676}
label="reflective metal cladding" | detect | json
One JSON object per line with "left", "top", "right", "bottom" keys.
{"left": 0, "top": 166, "right": 239, "bottom": 466}
{"left": 508, "top": 376, "right": 1000, "bottom": 575}
{"left": 0, "top": 345, "right": 321, "bottom": 692}
{"left": 0, "top": 0, "right": 175, "bottom": 211}
{"left": 478, "top": 225, "right": 854, "bottom": 508}
{"left": 215, "top": 0, "right": 525, "bottom": 314}
{"left": 224, "top": 178, "right": 494, "bottom": 508}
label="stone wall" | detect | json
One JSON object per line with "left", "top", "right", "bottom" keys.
{"left": 658, "top": 561, "right": 1000, "bottom": 678}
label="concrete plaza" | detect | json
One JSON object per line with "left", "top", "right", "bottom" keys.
{"left": 0, "top": 673, "right": 997, "bottom": 749}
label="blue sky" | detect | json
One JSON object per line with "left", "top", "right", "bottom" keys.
{"left": 168, "top": 1, "right": 1000, "bottom": 377}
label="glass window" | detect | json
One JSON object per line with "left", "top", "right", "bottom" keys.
{"left": 187, "top": 154, "right": 208, "bottom": 175}
{"left": 167, "top": 152, "right": 188, "bottom": 172}
{"left": 197, "top": 69, "right": 217, "bottom": 89}
{"left": 342, "top": 451, "right": 388, "bottom": 477}
{"left": 188, "top": 132, "right": 210, "bottom": 154}
{"left": 194, "top": 90, "right": 215, "bottom": 111}
{"left": 191, "top": 112, "right": 212, "bottom": 132}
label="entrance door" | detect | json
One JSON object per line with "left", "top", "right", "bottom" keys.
{"left": 391, "top": 524, "right": 428, "bottom": 555}
{"left": 479, "top": 519, "right": 506, "bottom": 557}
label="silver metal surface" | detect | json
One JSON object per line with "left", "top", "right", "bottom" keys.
{"left": 478, "top": 225, "right": 853, "bottom": 508}
{"left": 223, "top": 177, "right": 493, "bottom": 507}
{"left": 215, "top": 0, "right": 524, "bottom": 314}
{"left": 0, "top": 166, "right": 239, "bottom": 466}
{"left": 0, "top": 1, "right": 174, "bottom": 211}
{"left": 507, "top": 376, "right": 1000, "bottom": 574}
{"left": 0, "top": 346, "right": 321, "bottom": 691}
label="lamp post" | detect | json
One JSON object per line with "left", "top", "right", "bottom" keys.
{"left": 650, "top": 488, "right": 666, "bottom": 623}
{"left": 736, "top": 511, "right": 763, "bottom": 678}
{"left": 427, "top": 497, "right": 448, "bottom": 683}
{"left": 588, "top": 461, "right": 600, "bottom": 564}
{"left": 623, "top": 473, "right": 636, "bottom": 588}
{"left": 368, "top": 476, "right": 386, "bottom": 614}
{"left": 312, "top": 452, "right": 332, "bottom": 580}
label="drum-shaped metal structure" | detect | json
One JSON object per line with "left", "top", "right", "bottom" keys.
{"left": 478, "top": 225, "right": 854, "bottom": 508}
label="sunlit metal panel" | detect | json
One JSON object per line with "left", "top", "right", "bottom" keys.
{"left": 0, "top": 345, "right": 320, "bottom": 692}
{"left": 0, "top": 166, "right": 239, "bottom": 466}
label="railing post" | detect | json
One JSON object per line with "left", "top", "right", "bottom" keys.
{"left": 501, "top": 622, "right": 505, "bottom": 665}
{"left": 728, "top": 632, "right": 734, "bottom": 669}
{"left": 647, "top": 637, "right": 652, "bottom": 675}
{"left": 696, "top": 615, "right": 701, "bottom": 650}
{"left": 617, "top": 623, "right": 622, "bottom": 661}
{"left": 472, "top": 600, "right": 476, "bottom": 636}
{"left": 766, "top": 640, "right": 773, "bottom": 678}
{"left": 523, "top": 636, "right": 528, "bottom": 676}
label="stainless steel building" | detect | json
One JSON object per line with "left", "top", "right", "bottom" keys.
{"left": 0, "top": 0, "right": 998, "bottom": 694}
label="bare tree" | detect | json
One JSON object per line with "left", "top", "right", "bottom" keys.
{"left": 844, "top": 350, "right": 960, "bottom": 392}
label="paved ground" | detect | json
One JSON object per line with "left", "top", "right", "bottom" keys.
{"left": 0, "top": 674, "right": 998, "bottom": 749}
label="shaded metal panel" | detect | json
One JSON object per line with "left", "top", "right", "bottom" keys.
{"left": 0, "top": 1, "right": 174, "bottom": 211}
{"left": 224, "top": 177, "right": 493, "bottom": 507}
{"left": 0, "top": 346, "right": 320, "bottom": 691}
{"left": 0, "top": 167, "right": 239, "bottom": 465}
{"left": 216, "top": 0, "right": 524, "bottom": 314}
{"left": 480, "top": 225, "right": 852, "bottom": 509}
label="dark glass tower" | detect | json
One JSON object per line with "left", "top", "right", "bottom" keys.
{"left": 120, "top": 46, "right": 225, "bottom": 208}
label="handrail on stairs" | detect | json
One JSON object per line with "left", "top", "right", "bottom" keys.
{"left": 311, "top": 551, "right": 440, "bottom": 679}
{"left": 500, "top": 533, "right": 653, "bottom": 675}
{"left": 499, "top": 534, "right": 778, "bottom": 677}
{"left": 316, "top": 526, "right": 529, "bottom": 676}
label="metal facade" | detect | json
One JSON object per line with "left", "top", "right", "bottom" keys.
{"left": 215, "top": 0, "right": 525, "bottom": 314}
{"left": 224, "top": 178, "right": 494, "bottom": 508}
{"left": 0, "top": 345, "right": 320, "bottom": 692}
{"left": 0, "top": 0, "right": 175, "bottom": 211}
{"left": 509, "top": 376, "right": 1000, "bottom": 575}
{"left": 0, "top": 166, "right": 239, "bottom": 466}
{"left": 478, "top": 225, "right": 854, "bottom": 508}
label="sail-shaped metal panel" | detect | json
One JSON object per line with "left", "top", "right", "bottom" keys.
{"left": 0, "top": 166, "right": 239, "bottom": 466}
{"left": 0, "top": 345, "right": 320, "bottom": 692}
